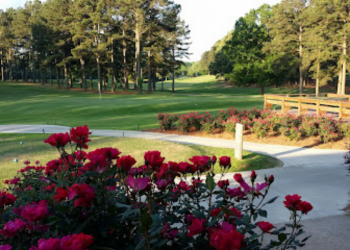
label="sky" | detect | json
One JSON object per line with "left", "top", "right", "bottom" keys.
{"left": 2, "top": 0, "right": 281, "bottom": 61}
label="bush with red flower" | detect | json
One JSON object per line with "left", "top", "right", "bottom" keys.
{"left": 157, "top": 107, "right": 349, "bottom": 143}
{"left": 0, "top": 126, "right": 313, "bottom": 250}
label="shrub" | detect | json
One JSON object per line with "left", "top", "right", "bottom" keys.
{"left": 317, "top": 117, "right": 341, "bottom": 143}
{"left": 252, "top": 118, "right": 270, "bottom": 139}
{"left": 157, "top": 112, "right": 179, "bottom": 131}
{"left": 178, "top": 112, "right": 212, "bottom": 132}
{"left": 0, "top": 126, "right": 313, "bottom": 250}
{"left": 300, "top": 116, "right": 318, "bottom": 137}
{"left": 340, "top": 121, "right": 350, "bottom": 138}
{"left": 281, "top": 126, "right": 303, "bottom": 141}
{"left": 223, "top": 116, "right": 240, "bottom": 135}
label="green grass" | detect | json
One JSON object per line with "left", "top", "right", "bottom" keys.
{"left": 0, "top": 134, "right": 282, "bottom": 189}
{"left": 0, "top": 75, "right": 331, "bottom": 130}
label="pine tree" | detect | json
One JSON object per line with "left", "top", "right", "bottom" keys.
{"left": 266, "top": 0, "right": 309, "bottom": 94}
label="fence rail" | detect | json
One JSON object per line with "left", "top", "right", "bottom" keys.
{"left": 264, "top": 93, "right": 350, "bottom": 119}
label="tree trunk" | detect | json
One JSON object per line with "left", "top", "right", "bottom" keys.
{"left": 0, "top": 50, "right": 4, "bottom": 81}
{"left": 337, "top": 69, "right": 342, "bottom": 95}
{"left": 90, "top": 73, "right": 93, "bottom": 90}
{"left": 14, "top": 59, "right": 18, "bottom": 82}
{"left": 111, "top": 38, "right": 116, "bottom": 93}
{"left": 341, "top": 36, "right": 347, "bottom": 95}
{"left": 260, "top": 86, "right": 264, "bottom": 95}
{"left": 172, "top": 48, "right": 175, "bottom": 92}
{"left": 64, "top": 63, "right": 69, "bottom": 90}
{"left": 104, "top": 75, "right": 107, "bottom": 91}
{"left": 97, "top": 57, "right": 102, "bottom": 93}
{"left": 50, "top": 67, "right": 53, "bottom": 86}
{"left": 80, "top": 58, "right": 87, "bottom": 91}
{"left": 32, "top": 64, "right": 36, "bottom": 83}
{"left": 56, "top": 66, "right": 60, "bottom": 88}
{"left": 123, "top": 29, "right": 129, "bottom": 91}
{"left": 25, "top": 66, "right": 28, "bottom": 82}
{"left": 315, "top": 62, "right": 320, "bottom": 96}
{"left": 299, "top": 24, "right": 303, "bottom": 94}
{"left": 135, "top": 17, "right": 142, "bottom": 93}
{"left": 148, "top": 49, "right": 152, "bottom": 92}
{"left": 152, "top": 71, "right": 156, "bottom": 91}
{"left": 7, "top": 53, "right": 12, "bottom": 81}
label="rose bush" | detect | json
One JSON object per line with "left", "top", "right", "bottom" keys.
{"left": 157, "top": 107, "right": 349, "bottom": 143}
{"left": 0, "top": 126, "right": 313, "bottom": 249}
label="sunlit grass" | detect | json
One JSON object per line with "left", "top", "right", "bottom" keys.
{"left": 0, "top": 75, "right": 332, "bottom": 130}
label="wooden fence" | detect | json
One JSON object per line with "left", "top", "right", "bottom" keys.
{"left": 264, "top": 93, "right": 350, "bottom": 119}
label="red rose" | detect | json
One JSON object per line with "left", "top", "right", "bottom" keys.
{"left": 178, "top": 181, "right": 191, "bottom": 191}
{"left": 283, "top": 194, "right": 302, "bottom": 210}
{"left": 21, "top": 200, "right": 49, "bottom": 222}
{"left": 250, "top": 170, "right": 257, "bottom": 181}
{"left": 60, "top": 233, "right": 94, "bottom": 250}
{"left": 177, "top": 162, "right": 192, "bottom": 173}
{"left": 257, "top": 221, "right": 274, "bottom": 233}
{"left": 212, "top": 155, "right": 217, "bottom": 164}
{"left": 218, "top": 180, "right": 229, "bottom": 189}
{"left": 34, "top": 238, "right": 60, "bottom": 250}
{"left": 144, "top": 151, "right": 165, "bottom": 169}
{"left": 70, "top": 125, "right": 91, "bottom": 149}
{"left": 44, "top": 133, "right": 70, "bottom": 148}
{"left": 53, "top": 187, "right": 69, "bottom": 202}
{"left": 268, "top": 175, "right": 274, "bottom": 184}
{"left": 0, "top": 191, "right": 17, "bottom": 207}
{"left": 210, "top": 208, "right": 222, "bottom": 217}
{"left": 187, "top": 218, "right": 205, "bottom": 237}
{"left": 117, "top": 155, "right": 136, "bottom": 172}
{"left": 68, "top": 183, "right": 96, "bottom": 207}
{"left": 0, "top": 245, "right": 12, "bottom": 250}
{"left": 0, "top": 219, "right": 27, "bottom": 238}
{"left": 189, "top": 155, "right": 211, "bottom": 172}
{"left": 209, "top": 226, "right": 244, "bottom": 250}
{"left": 219, "top": 156, "right": 231, "bottom": 168}
{"left": 75, "top": 151, "right": 87, "bottom": 161}
{"left": 296, "top": 201, "right": 313, "bottom": 215}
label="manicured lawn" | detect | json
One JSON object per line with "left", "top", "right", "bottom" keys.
{"left": 0, "top": 76, "right": 332, "bottom": 130}
{"left": 0, "top": 133, "right": 282, "bottom": 189}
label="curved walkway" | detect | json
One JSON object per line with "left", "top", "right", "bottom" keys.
{"left": 1, "top": 125, "right": 349, "bottom": 236}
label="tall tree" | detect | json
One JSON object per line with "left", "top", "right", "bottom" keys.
{"left": 266, "top": 0, "right": 309, "bottom": 94}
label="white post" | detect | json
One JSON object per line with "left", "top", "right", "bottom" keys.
{"left": 235, "top": 123, "right": 243, "bottom": 160}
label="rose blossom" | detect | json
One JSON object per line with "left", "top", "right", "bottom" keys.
{"left": 257, "top": 221, "right": 274, "bottom": 233}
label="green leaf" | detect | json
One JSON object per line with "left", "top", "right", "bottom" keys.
{"left": 262, "top": 196, "right": 278, "bottom": 207}
{"left": 258, "top": 209, "right": 267, "bottom": 218}
{"left": 278, "top": 233, "right": 287, "bottom": 242}
{"left": 205, "top": 174, "right": 216, "bottom": 192}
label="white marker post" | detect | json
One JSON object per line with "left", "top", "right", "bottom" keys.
{"left": 235, "top": 123, "right": 243, "bottom": 160}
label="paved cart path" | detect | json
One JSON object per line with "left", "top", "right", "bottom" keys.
{"left": 0, "top": 125, "right": 349, "bottom": 247}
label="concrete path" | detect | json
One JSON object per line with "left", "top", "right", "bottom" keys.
{"left": 0, "top": 125, "right": 349, "bottom": 242}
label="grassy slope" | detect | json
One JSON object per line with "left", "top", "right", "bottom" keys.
{"left": 1, "top": 76, "right": 333, "bottom": 130}
{"left": 0, "top": 134, "right": 282, "bottom": 189}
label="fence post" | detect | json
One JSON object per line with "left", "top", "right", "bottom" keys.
{"left": 235, "top": 123, "right": 243, "bottom": 161}
{"left": 340, "top": 103, "right": 343, "bottom": 119}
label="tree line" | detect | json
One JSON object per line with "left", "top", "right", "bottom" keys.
{"left": 201, "top": 0, "right": 350, "bottom": 95}
{"left": 0, "top": 0, "right": 190, "bottom": 93}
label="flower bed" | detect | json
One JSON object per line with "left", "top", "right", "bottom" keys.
{"left": 157, "top": 107, "right": 348, "bottom": 143}
{"left": 0, "top": 126, "right": 313, "bottom": 249}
